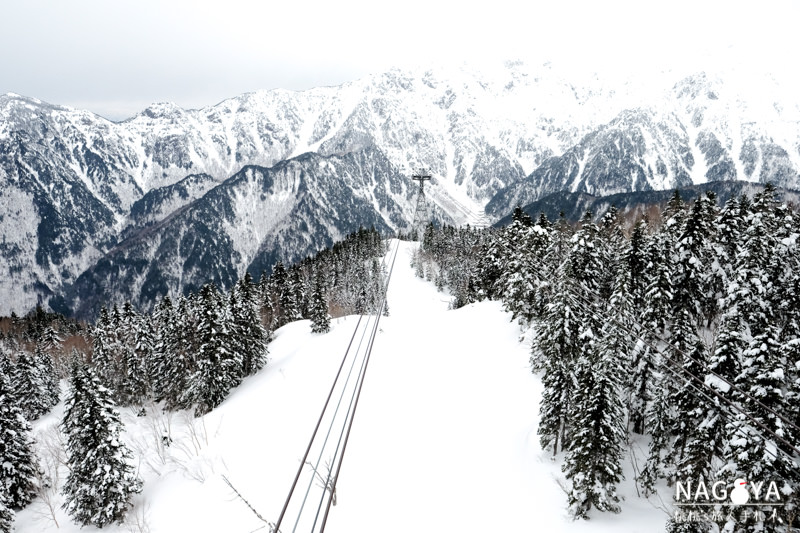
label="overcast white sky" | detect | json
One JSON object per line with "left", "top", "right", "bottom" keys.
{"left": 1, "top": 0, "right": 797, "bottom": 120}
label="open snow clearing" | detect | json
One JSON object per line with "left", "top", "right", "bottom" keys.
{"left": 19, "top": 239, "right": 663, "bottom": 533}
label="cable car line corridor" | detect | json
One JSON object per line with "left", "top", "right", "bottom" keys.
{"left": 314, "top": 239, "right": 543, "bottom": 533}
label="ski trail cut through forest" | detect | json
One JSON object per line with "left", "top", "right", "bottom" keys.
{"left": 16, "top": 239, "right": 669, "bottom": 533}
{"left": 324, "top": 240, "right": 545, "bottom": 532}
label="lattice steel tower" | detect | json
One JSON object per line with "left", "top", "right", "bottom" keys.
{"left": 410, "top": 169, "right": 432, "bottom": 239}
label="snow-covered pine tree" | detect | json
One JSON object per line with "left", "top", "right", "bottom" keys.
{"left": 731, "top": 207, "right": 776, "bottom": 329}
{"left": 696, "top": 192, "right": 723, "bottom": 325}
{"left": 91, "top": 306, "right": 118, "bottom": 393}
{"left": 669, "top": 313, "right": 715, "bottom": 487}
{"left": 39, "top": 325, "right": 62, "bottom": 354}
{"left": 285, "top": 266, "right": 306, "bottom": 322}
{"left": 230, "top": 274, "right": 269, "bottom": 376}
{"left": 151, "top": 294, "right": 174, "bottom": 403}
{"left": 34, "top": 344, "right": 60, "bottom": 409}
{"left": 61, "top": 363, "right": 142, "bottom": 527}
{"left": 12, "top": 349, "right": 51, "bottom": 420}
{"left": 270, "top": 261, "right": 289, "bottom": 328}
{"left": 630, "top": 230, "right": 674, "bottom": 436}
{"left": 708, "top": 306, "right": 744, "bottom": 389}
{"left": 702, "top": 306, "right": 744, "bottom": 463}
{"left": 663, "top": 189, "right": 687, "bottom": 239}
{"left": 309, "top": 271, "right": 331, "bottom": 334}
{"left": 716, "top": 195, "right": 745, "bottom": 271}
{"left": 0, "top": 367, "right": 38, "bottom": 510}
{"left": 502, "top": 221, "right": 551, "bottom": 323}
{"left": 111, "top": 302, "right": 153, "bottom": 407}
{"left": 534, "top": 274, "right": 581, "bottom": 455}
{"left": 257, "top": 271, "right": 278, "bottom": 335}
{"left": 638, "top": 370, "right": 673, "bottom": 496}
{"left": 0, "top": 491, "right": 13, "bottom": 533}
{"left": 720, "top": 322, "right": 794, "bottom": 533}
{"left": 672, "top": 198, "right": 712, "bottom": 323}
{"left": 597, "top": 206, "right": 625, "bottom": 301}
{"left": 562, "top": 321, "right": 625, "bottom": 519}
{"left": 781, "top": 268, "right": 800, "bottom": 437}
{"left": 181, "top": 283, "right": 242, "bottom": 416}
{"left": 626, "top": 218, "right": 650, "bottom": 312}
{"left": 666, "top": 307, "right": 709, "bottom": 480}
{"left": 568, "top": 212, "right": 604, "bottom": 299}
{"left": 161, "top": 296, "right": 196, "bottom": 411}
{"left": 475, "top": 227, "right": 509, "bottom": 300}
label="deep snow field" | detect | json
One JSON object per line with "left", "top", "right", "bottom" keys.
{"left": 17, "top": 240, "right": 668, "bottom": 532}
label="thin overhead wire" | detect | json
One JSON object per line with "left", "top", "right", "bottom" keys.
{"left": 273, "top": 238, "right": 401, "bottom": 533}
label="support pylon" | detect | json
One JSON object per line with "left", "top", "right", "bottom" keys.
{"left": 411, "top": 169, "right": 431, "bottom": 240}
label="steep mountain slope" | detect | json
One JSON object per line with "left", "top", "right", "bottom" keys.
{"left": 1, "top": 63, "right": 620, "bottom": 315}
{"left": 2, "top": 64, "right": 799, "bottom": 317}
{"left": 52, "top": 148, "right": 427, "bottom": 318}
{"left": 486, "top": 72, "right": 800, "bottom": 217}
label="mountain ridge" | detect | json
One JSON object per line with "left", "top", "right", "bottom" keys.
{"left": 2, "top": 63, "right": 799, "bottom": 317}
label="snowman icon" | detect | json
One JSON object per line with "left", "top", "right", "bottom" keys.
{"left": 730, "top": 479, "right": 750, "bottom": 505}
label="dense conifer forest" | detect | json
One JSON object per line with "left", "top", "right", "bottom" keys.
{"left": 3, "top": 185, "right": 800, "bottom": 531}
{"left": 0, "top": 227, "right": 389, "bottom": 528}
{"left": 414, "top": 185, "right": 800, "bottom": 531}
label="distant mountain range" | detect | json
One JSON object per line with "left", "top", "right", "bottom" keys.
{"left": 1, "top": 62, "right": 798, "bottom": 318}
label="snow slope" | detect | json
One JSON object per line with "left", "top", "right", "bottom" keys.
{"left": 18, "top": 240, "right": 668, "bottom": 532}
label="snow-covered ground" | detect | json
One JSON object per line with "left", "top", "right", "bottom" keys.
{"left": 17, "top": 239, "right": 669, "bottom": 532}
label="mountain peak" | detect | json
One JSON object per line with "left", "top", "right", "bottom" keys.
{"left": 137, "top": 101, "right": 187, "bottom": 120}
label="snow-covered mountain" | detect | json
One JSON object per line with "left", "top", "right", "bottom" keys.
{"left": 1, "top": 63, "right": 799, "bottom": 317}
{"left": 486, "top": 72, "right": 800, "bottom": 216}
{"left": 52, "top": 148, "right": 419, "bottom": 318}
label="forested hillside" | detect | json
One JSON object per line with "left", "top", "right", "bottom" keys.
{"left": 0, "top": 227, "right": 389, "bottom": 528}
{"left": 416, "top": 185, "right": 800, "bottom": 531}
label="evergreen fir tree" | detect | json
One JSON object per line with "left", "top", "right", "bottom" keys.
{"left": 0, "top": 491, "right": 13, "bottom": 533}
{"left": 62, "top": 364, "right": 142, "bottom": 527}
{"left": 535, "top": 279, "right": 581, "bottom": 455}
{"left": 34, "top": 344, "right": 60, "bottom": 409}
{"left": 626, "top": 219, "right": 649, "bottom": 311}
{"left": 271, "top": 261, "right": 289, "bottom": 327}
{"left": 309, "top": 272, "right": 331, "bottom": 334}
{"left": 720, "top": 322, "right": 794, "bottom": 532}
{"left": 562, "top": 323, "right": 625, "bottom": 519}
{"left": 671, "top": 339, "right": 716, "bottom": 487}
{"left": 638, "top": 371, "right": 673, "bottom": 495}
{"left": 283, "top": 267, "right": 305, "bottom": 323}
{"left": 641, "top": 231, "right": 674, "bottom": 336}
{"left": 475, "top": 230, "right": 508, "bottom": 300}
{"left": 503, "top": 222, "right": 550, "bottom": 323}
{"left": 91, "top": 305, "right": 116, "bottom": 390}
{"left": 258, "top": 271, "right": 277, "bottom": 335}
{"left": 181, "top": 283, "right": 243, "bottom": 416}
{"left": 230, "top": 275, "right": 269, "bottom": 376}
{"left": 12, "top": 349, "right": 51, "bottom": 420}
{"left": 667, "top": 308, "right": 708, "bottom": 475}
{"left": 161, "top": 296, "right": 196, "bottom": 411}
{"left": 628, "top": 339, "right": 656, "bottom": 435}
{"left": 114, "top": 302, "right": 152, "bottom": 407}
{"left": 716, "top": 195, "right": 745, "bottom": 270}
{"left": 673, "top": 198, "right": 711, "bottom": 321}
{"left": 0, "top": 368, "right": 38, "bottom": 510}
{"left": 151, "top": 294, "right": 174, "bottom": 403}
{"left": 568, "top": 212, "right": 604, "bottom": 298}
